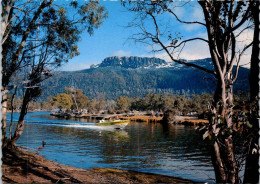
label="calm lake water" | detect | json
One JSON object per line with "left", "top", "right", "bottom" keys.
{"left": 7, "top": 111, "right": 215, "bottom": 182}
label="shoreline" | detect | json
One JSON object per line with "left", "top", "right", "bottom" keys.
{"left": 8, "top": 110, "right": 209, "bottom": 126}
{"left": 2, "top": 146, "right": 197, "bottom": 183}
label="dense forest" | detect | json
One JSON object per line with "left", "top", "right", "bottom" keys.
{"left": 36, "top": 57, "right": 249, "bottom": 100}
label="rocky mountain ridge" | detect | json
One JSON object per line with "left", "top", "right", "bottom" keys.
{"left": 90, "top": 56, "right": 169, "bottom": 69}
{"left": 89, "top": 56, "right": 214, "bottom": 70}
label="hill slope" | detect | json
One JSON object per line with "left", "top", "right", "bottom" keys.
{"left": 40, "top": 56, "right": 249, "bottom": 100}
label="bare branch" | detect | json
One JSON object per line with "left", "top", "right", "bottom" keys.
{"left": 165, "top": 7, "right": 206, "bottom": 27}
{"left": 134, "top": 6, "right": 216, "bottom": 75}
{"left": 2, "top": 1, "right": 30, "bottom": 44}
{"left": 228, "top": 33, "right": 237, "bottom": 74}
{"left": 156, "top": 37, "right": 216, "bottom": 75}
{"left": 3, "top": 0, "right": 54, "bottom": 87}
{"left": 232, "top": 41, "right": 253, "bottom": 82}
{"left": 147, "top": 12, "right": 160, "bottom": 39}
{"left": 223, "top": 3, "right": 253, "bottom": 38}
{"left": 174, "top": 37, "right": 209, "bottom": 48}
{"left": 12, "top": 6, "right": 28, "bottom": 13}
{"left": 152, "top": 37, "right": 208, "bottom": 52}
{"left": 2, "top": 28, "right": 12, "bottom": 44}
{"left": 235, "top": 25, "right": 254, "bottom": 38}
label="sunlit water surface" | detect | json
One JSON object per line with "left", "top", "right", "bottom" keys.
{"left": 7, "top": 111, "right": 215, "bottom": 182}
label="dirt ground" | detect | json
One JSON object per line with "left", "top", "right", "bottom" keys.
{"left": 2, "top": 146, "right": 195, "bottom": 183}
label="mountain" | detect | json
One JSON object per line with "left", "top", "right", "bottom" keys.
{"left": 90, "top": 56, "right": 169, "bottom": 69}
{"left": 40, "top": 56, "right": 249, "bottom": 100}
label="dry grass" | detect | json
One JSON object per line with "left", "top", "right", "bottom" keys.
{"left": 119, "top": 115, "right": 163, "bottom": 122}
{"left": 186, "top": 119, "right": 209, "bottom": 124}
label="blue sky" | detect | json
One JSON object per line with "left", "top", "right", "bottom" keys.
{"left": 60, "top": 1, "right": 253, "bottom": 71}
{"left": 60, "top": 1, "right": 146, "bottom": 71}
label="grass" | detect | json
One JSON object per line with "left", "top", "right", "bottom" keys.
{"left": 119, "top": 115, "right": 162, "bottom": 122}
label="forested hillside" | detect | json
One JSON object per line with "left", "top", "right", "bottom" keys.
{"left": 40, "top": 57, "right": 249, "bottom": 100}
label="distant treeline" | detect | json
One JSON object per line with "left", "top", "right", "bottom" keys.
{"left": 8, "top": 88, "right": 249, "bottom": 116}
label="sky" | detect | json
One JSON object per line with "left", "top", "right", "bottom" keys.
{"left": 60, "top": 1, "right": 253, "bottom": 71}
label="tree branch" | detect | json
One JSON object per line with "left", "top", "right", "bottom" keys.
{"left": 223, "top": 3, "right": 253, "bottom": 38}
{"left": 146, "top": 7, "right": 216, "bottom": 75}
{"left": 227, "top": 33, "right": 237, "bottom": 74}
{"left": 4, "top": 0, "right": 54, "bottom": 87}
{"left": 232, "top": 41, "right": 253, "bottom": 82}
{"left": 174, "top": 37, "right": 209, "bottom": 48}
{"left": 165, "top": 7, "right": 206, "bottom": 26}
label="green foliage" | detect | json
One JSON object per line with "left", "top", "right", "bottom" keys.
{"left": 162, "top": 108, "right": 179, "bottom": 123}
{"left": 39, "top": 62, "right": 249, "bottom": 101}
{"left": 116, "top": 96, "right": 131, "bottom": 112}
{"left": 52, "top": 93, "right": 73, "bottom": 110}
{"left": 65, "top": 88, "right": 89, "bottom": 110}
{"left": 142, "top": 94, "right": 162, "bottom": 111}
{"left": 190, "top": 94, "right": 212, "bottom": 114}
{"left": 2, "top": 0, "right": 108, "bottom": 144}
{"left": 2, "top": 0, "right": 108, "bottom": 90}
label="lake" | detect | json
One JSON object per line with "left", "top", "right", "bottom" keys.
{"left": 7, "top": 111, "right": 215, "bottom": 183}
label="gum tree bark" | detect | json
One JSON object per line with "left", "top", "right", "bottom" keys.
{"left": 1, "top": 87, "right": 9, "bottom": 147}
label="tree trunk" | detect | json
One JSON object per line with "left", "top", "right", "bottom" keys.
{"left": 1, "top": 86, "right": 8, "bottom": 148}
{"left": 244, "top": 1, "right": 259, "bottom": 183}
{"left": 249, "top": 1, "right": 260, "bottom": 103}
{"left": 211, "top": 140, "right": 227, "bottom": 182}
{"left": 210, "top": 80, "right": 237, "bottom": 183}
{"left": 10, "top": 90, "right": 30, "bottom": 145}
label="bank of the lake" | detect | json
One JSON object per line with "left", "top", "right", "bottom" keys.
{"left": 2, "top": 146, "right": 195, "bottom": 183}
{"left": 6, "top": 111, "right": 215, "bottom": 183}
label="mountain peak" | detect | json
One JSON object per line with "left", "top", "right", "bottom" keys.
{"left": 91, "top": 56, "right": 168, "bottom": 69}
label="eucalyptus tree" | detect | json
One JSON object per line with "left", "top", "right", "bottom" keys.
{"left": 65, "top": 87, "right": 89, "bottom": 110}
{"left": 116, "top": 96, "right": 131, "bottom": 112}
{"left": 2, "top": 0, "right": 107, "bottom": 147}
{"left": 124, "top": 1, "right": 255, "bottom": 182}
{"left": 244, "top": 1, "right": 259, "bottom": 183}
{"left": 52, "top": 93, "right": 73, "bottom": 111}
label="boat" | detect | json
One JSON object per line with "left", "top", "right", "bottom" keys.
{"left": 96, "top": 120, "right": 130, "bottom": 129}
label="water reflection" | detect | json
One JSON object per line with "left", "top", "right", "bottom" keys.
{"left": 7, "top": 112, "right": 214, "bottom": 183}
